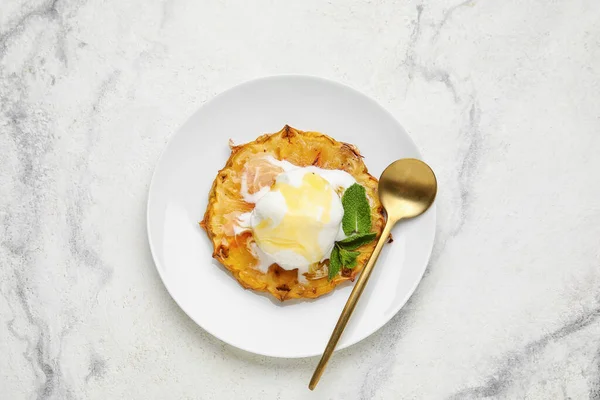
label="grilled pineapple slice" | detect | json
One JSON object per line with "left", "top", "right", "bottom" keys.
{"left": 200, "top": 125, "right": 385, "bottom": 301}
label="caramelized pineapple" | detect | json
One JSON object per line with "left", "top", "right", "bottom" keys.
{"left": 200, "top": 126, "right": 385, "bottom": 301}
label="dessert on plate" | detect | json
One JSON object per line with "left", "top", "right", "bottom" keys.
{"left": 200, "top": 125, "right": 385, "bottom": 301}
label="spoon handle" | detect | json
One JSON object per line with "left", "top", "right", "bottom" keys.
{"left": 309, "top": 220, "right": 395, "bottom": 390}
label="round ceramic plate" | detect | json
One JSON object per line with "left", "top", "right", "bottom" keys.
{"left": 147, "top": 75, "right": 436, "bottom": 358}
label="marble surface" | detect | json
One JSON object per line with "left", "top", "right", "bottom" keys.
{"left": 1, "top": 0, "right": 600, "bottom": 398}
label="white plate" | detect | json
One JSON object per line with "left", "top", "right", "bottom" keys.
{"left": 147, "top": 75, "right": 436, "bottom": 358}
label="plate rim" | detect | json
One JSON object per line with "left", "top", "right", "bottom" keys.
{"left": 146, "top": 74, "right": 437, "bottom": 358}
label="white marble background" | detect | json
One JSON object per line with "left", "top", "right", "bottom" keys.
{"left": 1, "top": 0, "right": 600, "bottom": 399}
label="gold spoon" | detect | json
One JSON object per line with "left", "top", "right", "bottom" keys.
{"left": 309, "top": 158, "right": 438, "bottom": 390}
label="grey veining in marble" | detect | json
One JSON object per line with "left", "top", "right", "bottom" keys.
{"left": 1, "top": 0, "right": 600, "bottom": 399}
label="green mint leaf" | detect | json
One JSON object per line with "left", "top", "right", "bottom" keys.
{"left": 341, "top": 183, "right": 372, "bottom": 236}
{"left": 328, "top": 246, "right": 341, "bottom": 280}
{"left": 338, "top": 247, "right": 360, "bottom": 269}
{"left": 337, "top": 232, "right": 377, "bottom": 250}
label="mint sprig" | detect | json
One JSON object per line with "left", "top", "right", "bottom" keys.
{"left": 328, "top": 243, "right": 361, "bottom": 280}
{"left": 328, "top": 183, "right": 377, "bottom": 280}
{"left": 328, "top": 246, "right": 341, "bottom": 280}
{"left": 337, "top": 232, "right": 377, "bottom": 248}
{"left": 339, "top": 248, "right": 360, "bottom": 268}
{"left": 341, "top": 183, "right": 371, "bottom": 236}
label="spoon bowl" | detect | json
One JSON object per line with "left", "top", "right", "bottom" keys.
{"left": 379, "top": 159, "right": 438, "bottom": 222}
